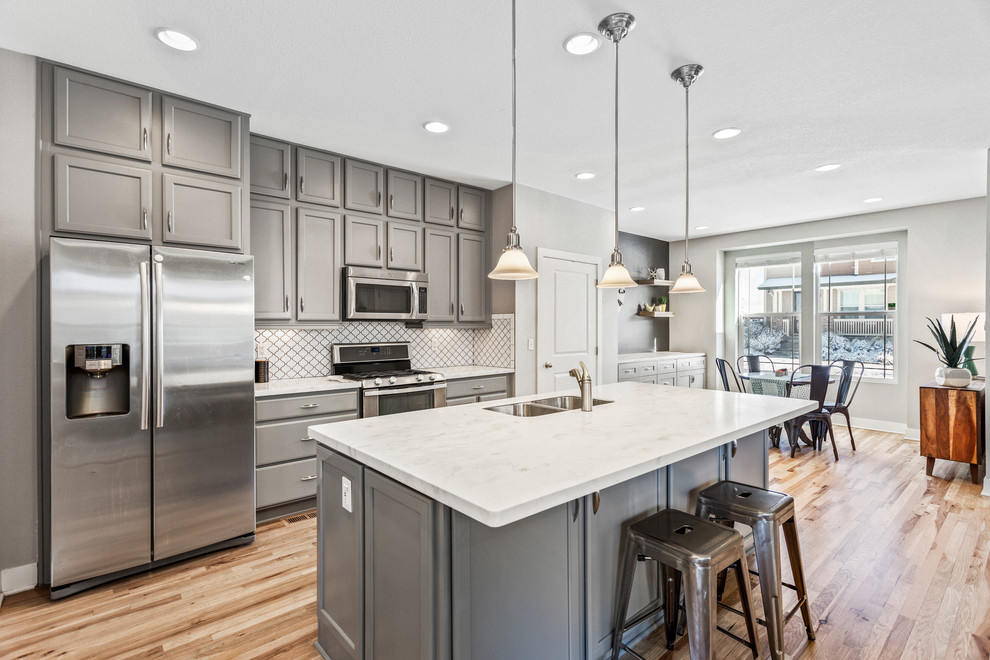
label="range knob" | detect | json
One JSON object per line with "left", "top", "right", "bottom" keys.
{"left": 374, "top": 378, "right": 382, "bottom": 386}
{"left": 389, "top": 376, "right": 398, "bottom": 384}
{"left": 416, "top": 374, "right": 424, "bottom": 382}
{"left": 429, "top": 374, "right": 438, "bottom": 381}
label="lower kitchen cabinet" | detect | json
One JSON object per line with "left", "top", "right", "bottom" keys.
{"left": 444, "top": 374, "right": 511, "bottom": 406}
{"left": 617, "top": 355, "right": 706, "bottom": 390}
{"left": 255, "top": 390, "right": 359, "bottom": 518}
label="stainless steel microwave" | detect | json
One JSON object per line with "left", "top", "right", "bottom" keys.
{"left": 343, "top": 267, "right": 429, "bottom": 321}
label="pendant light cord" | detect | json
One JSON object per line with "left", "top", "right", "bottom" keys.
{"left": 613, "top": 35, "right": 620, "bottom": 253}
{"left": 510, "top": 0, "right": 517, "bottom": 234}
{"left": 683, "top": 80, "right": 690, "bottom": 266}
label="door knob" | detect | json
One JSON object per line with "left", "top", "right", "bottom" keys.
{"left": 544, "top": 362, "right": 553, "bottom": 369}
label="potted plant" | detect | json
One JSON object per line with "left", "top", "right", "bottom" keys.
{"left": 657, "top": 296, "right": 668, "bottom": 313}
{"left": 914, "top": 315, "right": 980, "bottom": 387}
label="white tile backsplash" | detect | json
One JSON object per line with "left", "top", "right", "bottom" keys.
{"left": 256, "top": 315, "right": 514, "bottom": 380}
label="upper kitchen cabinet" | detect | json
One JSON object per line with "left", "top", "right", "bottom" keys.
{"left": 53, "top": 67, "right": 152, "bottom": 162}
{"left": 297, "top": 208, "right": 343, "bottom": 322}
{"left": 457, "top": 233, "right": 487, "bottom": 322}
{"left": 344, "top": 159, "right": 385, "bottom": 215}
{"left": 250, "top": 136, "right": 291, "bottom": 199}
{"left": 161, "top": 96, "right": 242, "bottom": 178}
{"left": 386, "top": 221, "right": 422, "bottom": 271}
{"left": 250, "top": 198, "right": 293, "bottom": 321}
{"left": 297, "top": 147, "right": 341, "bottom": 207}
{"left": 386, "top": 170, "right": 422, "bottom": 221}
{"left": 457, "top": 186, "right": 486, "bottom": 232}
{"left": 343, "top": 215, "right": 385, "bottom": 268}
{"left": 53, "top": 153, "right": 153, "bottom": 241}
{"left": 162, "top": 173, "right": 242, "bottom": 250}
{"left": 424, "top": 228, "right": 456, "bottom": 321}
{"left": 425, "top": 179, "right": 456, "bottom": 227}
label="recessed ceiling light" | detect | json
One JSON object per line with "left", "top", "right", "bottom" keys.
{"left": 629, "top": 206, "right": 645, "bottom": 212}
{"left": 423, "top": 121, "right": 449, "bottom": 134}
{"left": 563, "top": 33, "right": 602, "bottom": 55}
{"left": 863, "top": 197, "right": 883, "bottom": 203}
{"left": 695, "top": 225, "right": 709, "bottom": 230}
{"left": 575, "top": 172, "right": 596, "bottom": 180}
{"left": 712, "top": 127, "right": 741, "bottom": 140}
{"left": 814, "top": 163, "right": 842, "bottom": 172}
{"left": 155, "top": 28, "right": 197, "bottom": 52}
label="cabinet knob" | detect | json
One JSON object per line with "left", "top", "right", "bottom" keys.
{"left": 544, "top": 362, "right": 553, "bottom": 369}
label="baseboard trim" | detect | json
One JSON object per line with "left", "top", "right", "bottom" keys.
{"left": 1, "top": 563, "right": 37, "bottom": 598}
{"left": 848, "top": 416, "right": 907, "bottom": 436}
{"left": 904, "top": 427, "right": 920, "bottom": 441}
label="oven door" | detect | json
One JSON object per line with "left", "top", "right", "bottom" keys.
{"left": 345, "top": 276, "right": 426, "bottom": 321}
{"left": 362, "top": 383, "right": 447, "bottom": 417}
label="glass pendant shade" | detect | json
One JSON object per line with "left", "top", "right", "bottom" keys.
{"left": 669, "top": 265, "right": 705, "bottom": 294}
{"left": 489, "top": 228, "right": 537, "bottom": 279}
{"left": 599, "top": 263, "right": 638, "bottom": 288}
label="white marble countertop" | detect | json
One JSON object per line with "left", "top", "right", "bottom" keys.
{"left": 310, "top": 382, "right": 814, "bottom": 528}
{"left": 618, "top": 351, "right": 706, "bottom": 362}
{"left": 254, "top": 377, "right": 359, "bottom": 398}
{"left": 427, "top": 365, "right": 515, "bottom": 379}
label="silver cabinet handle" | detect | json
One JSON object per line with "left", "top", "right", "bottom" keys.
{"left": 731, "top": 440, "right": 738, "bottom": 457}
{"left": 377, "top": 191, "right": 382, "bottom": 207}
{"left": 544, "top": 362, "right": 553, "bottom": 369}
{"left": 300, "top": 475, "right": 318, "bottom": 481}
{"left": 166, "top": 133, "right": 172, "bottom": 155}
{"left": 301, "top": 436, "right": 315, "bottom": 442}
{"left": 299, "top": 176, "right": 305, "bottom": 193}
{"left": 449, "top": 206, "right": 454, "bottom": 221}
{"left": 300, "top": 297, "right": 305, "bottom": 313}
{"left": 142, "top": 128, "right": 148, "bottom": 151}
{"left": 592, "top": 491, "right": 601, "bottom": 515}
{"left": 459, "top": 207, "right": 464, "bottom": 221}
{"left": 283, "top": 172, "right": 288, "bottom": 191}
{"left": 154, "top": 261, "right": 165, "bottom": 428}
{"left": 460, "top": 302, "right": 465, "bottom": 315}
{"left": 378, "top": 245, "right": 382, "bottom": 261}
{"left": 300, "top": 403, "right": 320, "bottom": 409}
{"left": 471, "top": 385, "right": 484, "bottom": 390}
{"left": 284, "top": 294, "right": 289, "bottom": 312}
{"left": 142, "top": 208, "right": 148, "bottom": 230}
{"left": 390, "top": 247, "right": 394, "bottom": 263}
{"left": 389, "top": 194, "right": 394, "bottom": 209}
{"left": 450, "top": 302, "right": 454, "bottom": 315}
{"left": 139, "top": 262, "right": 150, "bottom": 431}
{"left": 572, "top": 498, "right": 580, "bottom": 523}
{"left": 167, "top": 210, "right": 174, "bottom": 234}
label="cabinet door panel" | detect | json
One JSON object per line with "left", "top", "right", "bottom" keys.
{"left": 457, "top": 233, "right": 486, "bottom": 322}
{"left": 424, "top": 228, "right": 457, "bottom": 321}
{"left": 54, "top": 154, "right": 152, "bottom": 240}
{"left": 162, "top": 96, "right": 241, "bottom": 178}
{"left": 250, "top": 136, "right": 291, "bottom": 199}
{"left": 425, "top": 179, "right": 456, "bottom": 226}
{"left": 344, "top": 159, "right": 384, "bottom": 214}
{"left": 250, "top": 199, "right": 292, "bottom": 320}
{"left": 457, "top": 186, "right": 485, "bottom": 231}
{"left": 162, "top": 173, "right": 242, "bottom": 249}
{"left": 387, "top": 170, "right": 423, "bottom": 221}
{"left": 297, "top": 148, "right": 341, "bottom": 207}
{"left": 344, "top": 215, "right": 385, "bottom": 268}
{"left": 386, "top": 221, "right": 422, "bottom": 271}
{"left": 297, "top": 208, "right": 343, "bottom": 321}
{"left": 54, "top": 67, "right": 152, "bottom": 161}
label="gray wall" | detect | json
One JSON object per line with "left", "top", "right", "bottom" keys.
{"left": 668, "top": 197, "right": 986, "bottom": 435}
{"left": 0, "top": 49, "right": 39, "bottom": 585}
{"left": 617, "top": 231, "right": 670, "bottom": 354}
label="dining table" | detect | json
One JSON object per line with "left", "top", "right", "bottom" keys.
{"left": 738, "top": 372, "right": 835, "bottom": 448}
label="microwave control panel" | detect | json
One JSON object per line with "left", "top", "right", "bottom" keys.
{"left": 418, "top": 287, "right": 428, "bottom": 315}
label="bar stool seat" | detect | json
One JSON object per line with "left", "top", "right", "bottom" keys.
{"left": 696, "top": 481, "right": 816, "bottom": 660}
{"left": 610, "top": 508, "right": 759, "bottom": 660}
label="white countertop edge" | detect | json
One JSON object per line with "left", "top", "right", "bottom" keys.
{"left": 618, "top": 351, "right": 706, "bottom": 362}
{"left": 428, "top": 365, "right": 515, "bottom": 379}
{"left": 311, "top": 390, "right": 815, "bottom": 528}
{"left": 255, "top": 377, "right": 359, "bottom": 398}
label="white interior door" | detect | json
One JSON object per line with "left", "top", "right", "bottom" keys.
{"left": 537, "top": 249, "right": 601, "bottom": 393}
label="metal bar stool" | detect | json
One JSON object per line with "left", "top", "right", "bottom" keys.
{"left": 696, "top": 481, "right": 816, "bottom": 660}
{"left": 609, "top": 508, "right": 759, "bottom": 660}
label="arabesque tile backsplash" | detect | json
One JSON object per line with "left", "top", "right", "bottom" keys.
{"left": 256, "top": 314, "right": 514, "bottom": 380}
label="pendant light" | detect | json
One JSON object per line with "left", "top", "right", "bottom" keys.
{"left": 596, "top": 13, "right": 638, "bottom": 289}
{"left": 488, "top": 0, "right": 538, "bottom": 280}
{"left": 668, "top": 64, "right": 706, "bottom": 294}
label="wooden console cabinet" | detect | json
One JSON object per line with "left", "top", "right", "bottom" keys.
{"left": 920, "top": 380, "right": 985, "bottom": 484}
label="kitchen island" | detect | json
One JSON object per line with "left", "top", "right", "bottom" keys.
{"left": 310, "top": 381, "right": 813, "bottom": 660}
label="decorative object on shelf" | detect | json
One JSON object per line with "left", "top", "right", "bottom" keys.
{"left": 643, "top": 302, "right": 656, "bottom": 312}
{"left": 669, "top": 64, "right": 706, "bottom": 295}
{"left": 941, "top": 312, "right": 985, "bottom": 376}
{"left": 648, "top": 267, "right": 665, "bottom": 281}
{"left": 657, "top": 296, "right": 668, "bottom": 312}
{"left": 488, "top": 0, "right": 538, "bottom": 280}
{"left": 596, "top": 12, "right": 638, "bottom": 290}
{"left": 915, "top": 314, "right": 981, "bottom": 387}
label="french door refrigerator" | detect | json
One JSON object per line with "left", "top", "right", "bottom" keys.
{"left": 46, "top": 237, "right": 256, "bottom": 598}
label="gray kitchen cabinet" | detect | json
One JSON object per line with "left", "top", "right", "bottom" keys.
{"left": 457, "top": 233, "right": 487, "bottom": 322}
{"left": 250, "top": 198, "right": 292, "bottom": 321}
{"left": 344, "top": 215, "right": 385, "bottom": 268}
{"left": 677, "top": 371, "right": 706, "bottom": 389}
{"left": 386, "top": 169, "right": 423, "bottom": 221}
{"left": 161, "top": 95, "right": 242, "bottom": 178}
{"left": 457, "top": 186, "right": 486, "bottom": 232}
{"left": 297, "top": 147, "right": 341, "bottom": 207}
{"left": 53, "top": 66, "right": 152, "bottom": 162}
{"left": 445, "top": 375, "right": 510, "bottom": 406}
{"left": 424, "top": 228, "right": 457, "bottom": 321}
{"left": 250, "top": 135, "right": 291, "bottom": 199}
{"left": 344, "top": 158, "right": 385, "bottom": 215}
{"left": 297, "top": 208, "right": 343, "bottom": 321}
{"left": 425, "top": 178, "right": 456, "bottom": 227}
{"left": 53, "top": 153, "right": 153, "bottom": 240}
{"left": 585, "top": 470, "right": 664, "bottom": 660}
{"left": 386, "top": 221, "right": 422, "bottom": 271}
{"left": 162, "top": 173, "right": 242, "bottom": 249}
{"left": 658, "top": 375, "right": 676, "bottom": 386}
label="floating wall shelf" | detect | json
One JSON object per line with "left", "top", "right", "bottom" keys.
{"left": 636, "top": 279, "right": 674, "bottom": 286}
{"left": 637, "top": 311, "right": 675, "bottom": 318}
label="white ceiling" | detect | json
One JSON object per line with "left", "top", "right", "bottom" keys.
{"left": 3, "top": 0, "right": 989, "bottom": 241}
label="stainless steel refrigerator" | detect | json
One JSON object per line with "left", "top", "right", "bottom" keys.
{"left": 45, "top": 237, "right": 256, "bottom": 598}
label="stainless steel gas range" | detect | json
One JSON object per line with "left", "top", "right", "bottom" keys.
{"left": 332, "top": 342, "right": 446, "bottom": 417}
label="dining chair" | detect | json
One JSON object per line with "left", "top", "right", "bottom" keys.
{"left": 715, "top": 358, "right": 744, "bottom": 393}
{"left": 784, "top": 364, "right": 841, "bottom": 460}
{"left": 825, "top": 360, "right": 864, "bottom": 450}
{"left": 736, "top": 354, "right": 776, "bottom": 376}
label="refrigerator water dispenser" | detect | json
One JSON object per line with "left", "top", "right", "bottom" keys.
{"left": 65, "top": 344, "right": 129, "bottom": 419}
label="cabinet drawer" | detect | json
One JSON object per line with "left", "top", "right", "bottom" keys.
{"left": 445, "top": 396, "right": 476, "bottom": 407}
{"left": 256, "top": 391, "right": 360, "bottom": 422}
{"left": 658, "top": 375, "right": 676, "bottom": 386}
{"left": 446, "top": 376, "right": 507, "bottom": 399}
{"left": 657, "top": 360, "right": 676, "bottom": 374}
{"left": 257, "top": 458, "right": 318, "bottom": 508}
{"left": 617, "top": 360, "right": 656, "bottom": 380}
{"left": 628, "top": 375, "right": 658, "bottom": 384}
{"left": 676, "top": 357, "right": 706, "bottom": 371}
{"left": 256, "top": 412, "right": 358, "bottom": 466}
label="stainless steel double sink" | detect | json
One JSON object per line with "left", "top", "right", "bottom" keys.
{"left": 485, "top": 396, "right": 613, "bottom": 417}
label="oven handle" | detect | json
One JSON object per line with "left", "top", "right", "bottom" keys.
{"left": 363, "top": 383, "right": 447, "bottom": 397}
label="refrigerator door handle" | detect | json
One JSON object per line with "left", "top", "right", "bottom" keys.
{"left": 154, "top": 260, "right": 165, "bottom": 428}
{"left": 140, "top": 261, "right": 151, "bottom": 431}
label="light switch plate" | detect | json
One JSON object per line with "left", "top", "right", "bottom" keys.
{"left": 341, "top": 476, "right": 352, "bottom": 513}
{"left": 528, "top": 337, "right": 535, "bottom": 351}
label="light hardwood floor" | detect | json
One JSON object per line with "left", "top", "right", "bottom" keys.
{"left": 2, "top": 428, "right": 989, "bottom": 659}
